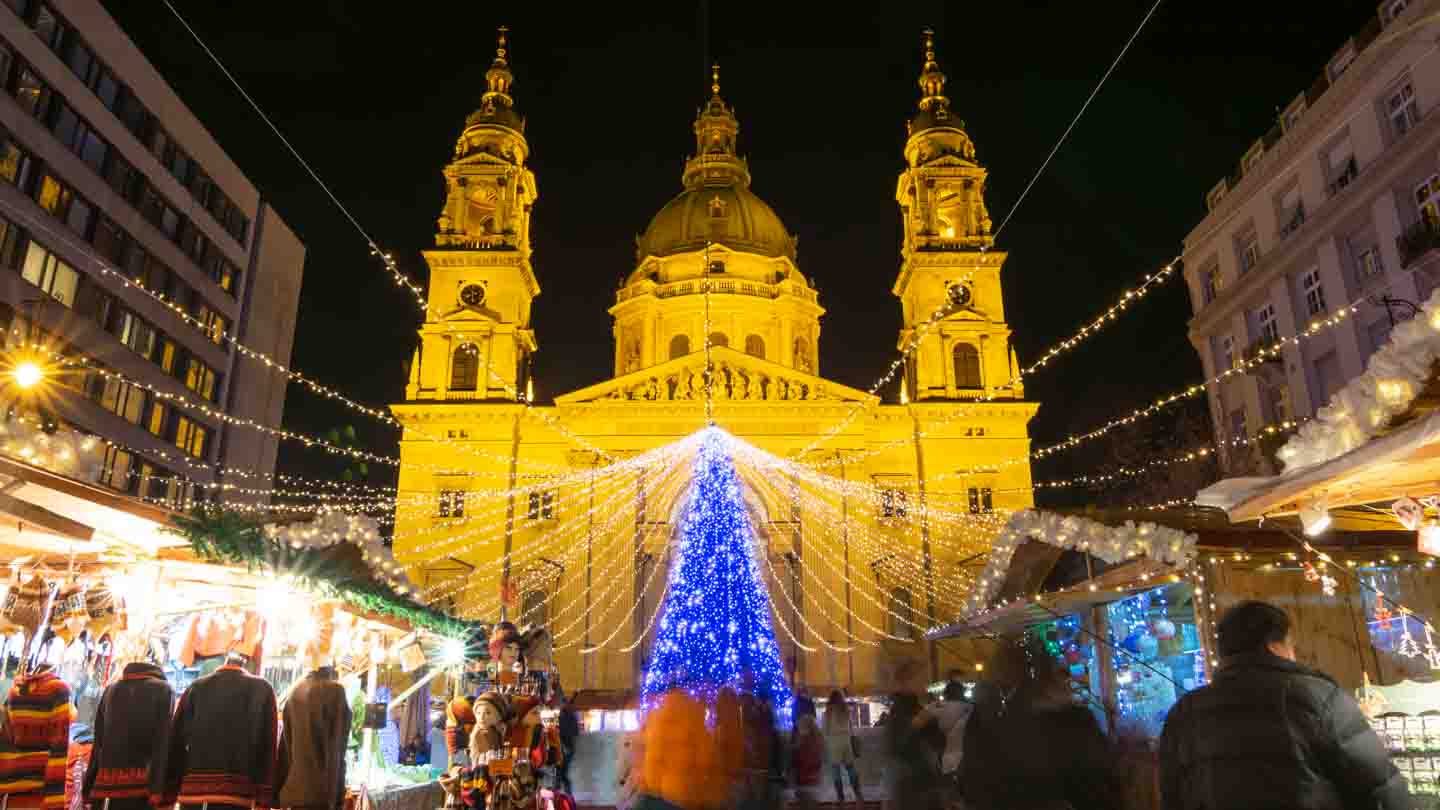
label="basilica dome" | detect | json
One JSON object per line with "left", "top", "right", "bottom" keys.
{"left": 637, "top": 184, "right": 796, "bottom": 261}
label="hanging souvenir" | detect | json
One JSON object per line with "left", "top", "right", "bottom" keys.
{"left": 1392, "top": 496, "right": 1425, "bottom": 530}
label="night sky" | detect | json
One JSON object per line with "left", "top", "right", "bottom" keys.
{"left": 102, "top": 1, "right": 1380, "bottom": 492}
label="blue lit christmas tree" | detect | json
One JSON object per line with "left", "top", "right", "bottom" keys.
{"left": 640, "top": 428, "right": 794, "bottom": 723}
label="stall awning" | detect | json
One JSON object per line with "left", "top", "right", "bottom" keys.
{"left": 928, "top": 558, "right": 1175, "bottom": 640}
{"left": 1199, "top": 409, "right": 1440, "bottom": 522}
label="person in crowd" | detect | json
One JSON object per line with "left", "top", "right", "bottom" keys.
{"left": 557, "top": 697, "right": 580, "bottom": 795}
{"left": 791, "top": 713, "right": 823, "bottom": 810}
{"left": 738, "top": 694, "right": 783, "bottom": 810}
{"left": 884, "top": 660, "right": 946, "bottom": 810}
{"left": 1159, "top": 600, "right": 1411, "bottom": 810}
{"left": 928, "top": 680, "right": 973, "bottom": 801}
{"left": 634, "top": 690, "right": 728, "bottom": 810}
{"left": 821, "top": 690, "right": 865, "bottom": 810}
{"left": 961, "top": 650, "right": 1118, "bottom": 810}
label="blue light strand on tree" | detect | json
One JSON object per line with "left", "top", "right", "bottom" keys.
{"left": 640, "top": 427, "right": 795, "bottom": 726}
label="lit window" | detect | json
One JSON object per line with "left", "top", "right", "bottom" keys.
{"left": 437, "top": 489, "right": 465, "bottom": 518}
{"left": 21, "top": 242, "right": 78, "bottom": 307}
{"left": 99, "top": 446, "right": 130, "bottom": 492}
{"left": 1356, "top": 246, "right": 1383, "bottom": 280}
{"left": 879, "top": 487, "right": 907, "bottom": 519}
{"left": 97, "top": 377, "right": 144, "bottom": 425}
{"left": 967, "top": 487, "right": 993, "bottom": 514}
{"left": 1416, "top": 174, "right": 1440, "bottom": 225}
{"left": 173, "top": 415, "right": 207, "bottom": 459}
{"left": 116, "top": 312, "right": 156, "bottom": 358}
{"left": 527, "top": 489, "right": 556, "bottom": 521}
{"left": 1237, "top": 232, "right": 1260, "bottom": 274}
{"left": 184, "top": 359, "right": 217, "bottom": 400}
{"left": 146, "top": 401, "right": 168, "bottom": 437}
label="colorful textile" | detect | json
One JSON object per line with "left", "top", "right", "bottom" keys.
{"left": 0, "top": 669, "right": 76, "bottom": 809}
{"left": 177, "top": 611, "right": 265, "bottom": 669}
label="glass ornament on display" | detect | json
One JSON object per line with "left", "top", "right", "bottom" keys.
{"left": 639, "top": 428, "right": 795, "bottom": 726}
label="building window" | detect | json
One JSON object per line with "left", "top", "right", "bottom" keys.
{"left": 450, "top": 343, "right": 479, "bottom": 390}
{"left": 669, "top": 334, "right": 690, "bottom": 359}
{"left": 146, "top": 400, "right": 168, "bottom": 437}
{"left": 195, "top": 303, "right": 227, "bottom": 344}
{"left": 887, "top": 587, "right": 915, "bottom": 640}
{"left": 1262, "top": 383, "right": 1290, "bottom": 425}
{"left": 19, "top": 241, "right": 77, "bottom": 307}
{"left": 1329, "top": 46, "right": 1355, "bottom": 81}
{"left": 1236, "top": 231, "right": 1260, "bottom": 274}
{"left": 1219, "top": 334, "right": 1235, "bottom": 370}
{"left": 437, "top": 489, "right": 465, "bottom": 518}
{"left": 1387, "top": 80, "right": 1420, "bottom": 138}
{"left": 744, "top": 334, "right": 765, "bottom": 359}
{"left": 96, "top": 376, "right": 144, "bottom": 425}
{"left": 953, "top": 343, "right": 982, "bottom": 389}
{"left": 183, "top": 358, "right": 217, "bottom": 400}
{"left": 1356, "top": 246, "right": 1383, "bottom": 280}
{"left": 1241, "top": 142, "right": 1264, "bottom": 174}
{"left": 527, "top": 489, "right": 556, "bottom": 521}
{"left": 708, "top": 332, "right": 728, "bottom": 348}
{"left": 521, "top": 589, "right": 548, "bottom": 626}
{"left": 1229, "top": 408, "right": 1247, "bottom": 442}
{"left": 1257, "top": 302, "right": 1279, "bottom": 343}
{"left": 1368, "top": 319, "right": 1394, "bottom": 355}
{"left": 1301, "top": 269, "right": 1327, "bottom": 317}
{"left": 99, "top": 445, "right": 131, "bottom": 492}
{"left": 968, "top": 487, "right": 993, "bottom": 515}
{"left": 879, "top": 487, "right": 907, "bottom": 519}
{"left": 1200, "top": 264, "right": 1221, "bottom": 305}
{"left": 1416, "top": 174, "right": 1440, "bottom": 225}
{"left": 1277, "top": 185, "right": 1305, "bottom": 239}
{"left": 1314, "top": 351, "right": 1343, "bottom": 408}
{"left": 1326, "top": 139, "right": 1358, "bottom": 197}
{"left": 173, "top": 415, "right": 207, "bottom": 459}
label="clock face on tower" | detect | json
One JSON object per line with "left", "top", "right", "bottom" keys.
{"left": 460, "top": 283, "right": 486, "bottom": 308}
{"left": 948, "top": 283, "right": 972, "bottom": 308}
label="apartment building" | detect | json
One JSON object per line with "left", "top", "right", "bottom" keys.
{"left": 1184, "top": 0, "right": 1440, "bottom": 476}
{"left": 0, "top": 0, "right": 303, "bottom": 503}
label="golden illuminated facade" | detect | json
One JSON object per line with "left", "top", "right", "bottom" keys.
{"left": 392, "top": 31, "right": 1038, "bottom": 694}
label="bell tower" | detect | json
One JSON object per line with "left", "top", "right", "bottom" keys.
{"left": 894, "top": 30, "right": 1022, "bottom": 403}
{"left": 406, "top": 27, "right": 540, "bottom": 402}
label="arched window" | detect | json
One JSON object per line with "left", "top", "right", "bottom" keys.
{"left": 744, "top": 334, "right": 765, "bottom": 359}
{"left": 708, "top": 332, "right": 729, "bottom": 348}
{"left": 953, "top": 343, "right": 982, "bottom": 389}
{"left": 522, "top": 589, "right": 548, "bottom": 627}
{"left": 669, "top": 334, "right": 690, "bottom": 359}
{"left": 887, "top": 587, "right": 915, "bottom": 640}
{"left": 450, "top": 343, "right": 479, "bottom": 390}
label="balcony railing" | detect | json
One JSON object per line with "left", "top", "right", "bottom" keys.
{"left": 1398, "top": 219, "right": 1440, "bottom": 269}
{"left": 1242, "top": 333, "right": 1284, "bottom": 368}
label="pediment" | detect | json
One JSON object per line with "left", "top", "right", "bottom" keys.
{"left": 554, "top": 347, "right": 879, "bottom": 406}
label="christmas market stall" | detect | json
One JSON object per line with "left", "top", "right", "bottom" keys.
{"left": 1192, "top": 288, "right": 1440, "bottom": 805}
{"left": 929, "top": 506, "right": 1440, "bottom": 807}
{"left": 0, "top": 453, "right": 474, "bottom": 810}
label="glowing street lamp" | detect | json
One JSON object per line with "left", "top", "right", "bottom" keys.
{"left": 12, "top": 361, "right": 44, "bottom": 389}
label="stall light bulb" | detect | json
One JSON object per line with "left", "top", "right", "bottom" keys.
{"left": 1300, "top": 499, "right": 1332, "bottom": 537}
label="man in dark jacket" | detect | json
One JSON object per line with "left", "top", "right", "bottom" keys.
{"left": 1159, "top": 600, "right": 1411, "bottom": 810}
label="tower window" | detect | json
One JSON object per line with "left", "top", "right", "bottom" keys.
{"left": 527, "top": 489, "right": 556, "bottom": 521}
{"left": 437, "top": 489, "right": 465, "bottom": 518}
{"left": 708, "top": 332, "right": 729, "bottom": 348}
{"left": 953, "top": 343, "right": 982, "bottom": 389}
{"left": 745, "top": 334, "right": 765, "bottom": 359}
{"left": 709, "top": 261, "right": 725, "bottom": 274}
{"left": 451, "top": 343, "right": 480, "bottom": 390}
{"left": 669, "top": 334, "right": 690, "bottom": 359}
{"left": 968, "top": 487, "right": 993, "bottom": 514}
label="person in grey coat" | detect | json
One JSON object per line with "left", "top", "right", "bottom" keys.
{"left": 276, "top": 666, "right": 353, "bottom": 810}
{"left": 1159, "top": 600, "right": 1412, "bottom": 810}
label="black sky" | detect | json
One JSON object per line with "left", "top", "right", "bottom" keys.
{"left": 101, "top": 1, "right": 1378, "bottom": 493}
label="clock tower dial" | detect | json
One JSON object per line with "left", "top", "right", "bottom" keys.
{"left": 460, "top": 283, "right": 487, "bottom": 308}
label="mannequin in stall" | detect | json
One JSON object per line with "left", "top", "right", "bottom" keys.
{"left": 276, "top": 601, "right": 352, "bottom": 810}
{"left": 149, "top": 648, "right": 278, "bottom": 810}
{"left": 82, "top": 652, "right": 174, "bottom": 810}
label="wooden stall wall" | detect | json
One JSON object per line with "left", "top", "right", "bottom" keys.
{"left": 1205, "top": 560, "right": 1440, "bottom": 689}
